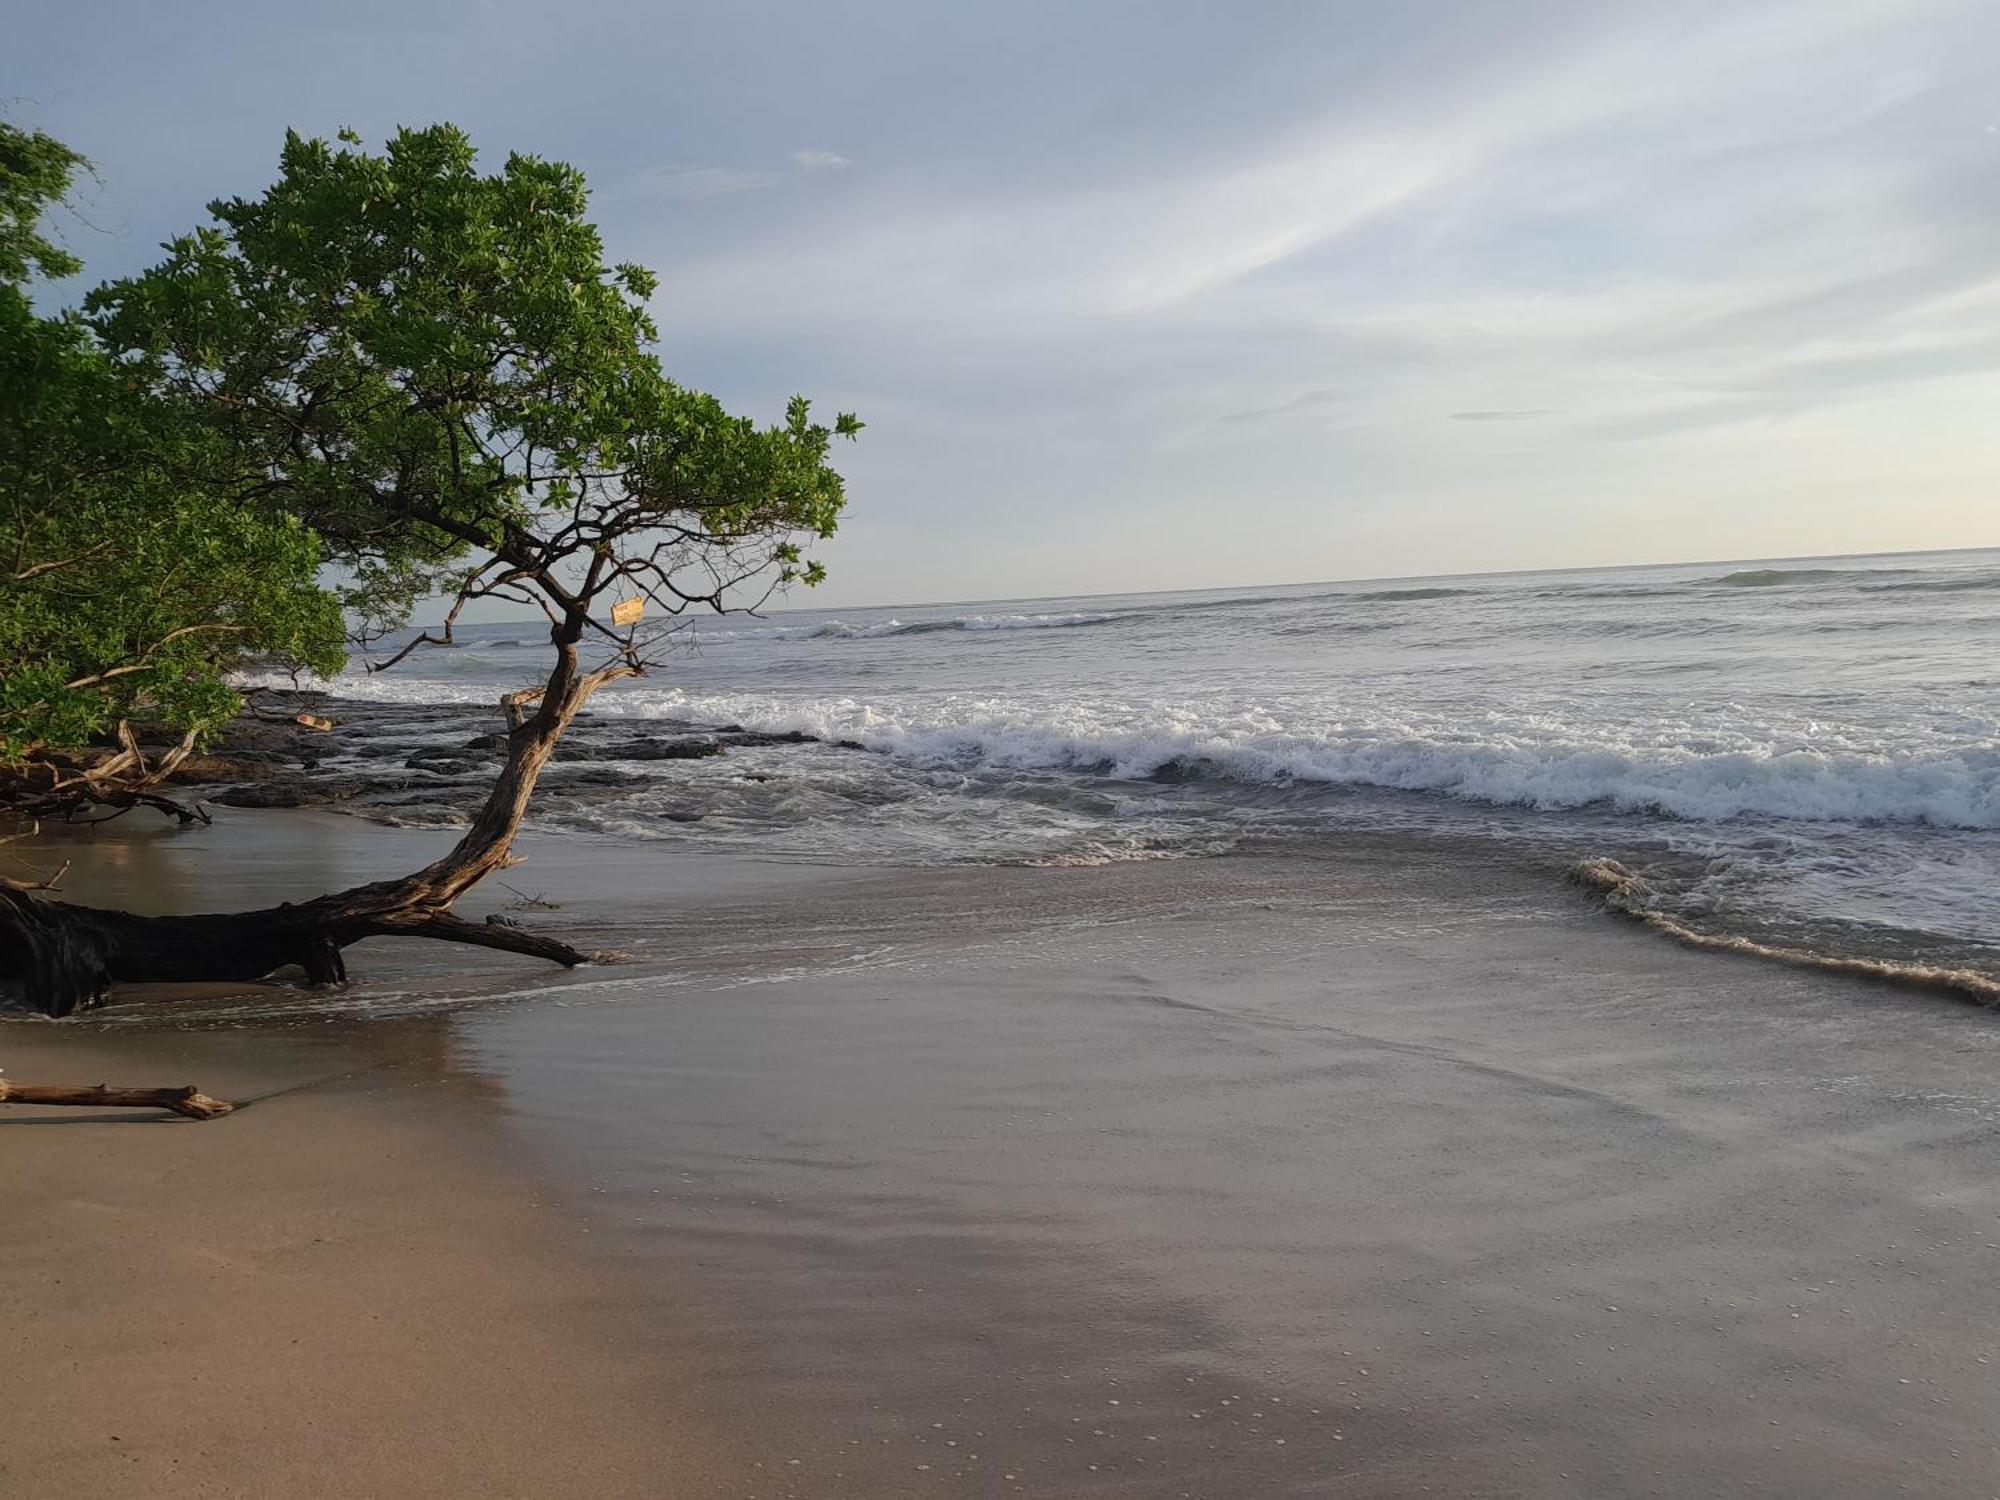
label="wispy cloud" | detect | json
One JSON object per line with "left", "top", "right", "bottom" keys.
{"left": 21, "top": 0, "right": 1997, "bottom": 600}
{"left": 628, "top": 149, "right": 854, "bottom": 202}
{"left": 1219, "top": 389, "right": 1345, "bottom": 425}
{"left": 631, "top": 164, "right": 779, "bottom": 200}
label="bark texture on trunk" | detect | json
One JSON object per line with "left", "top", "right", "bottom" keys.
{"left": 0, "top": 643, "right": 633, "bottom": 1018}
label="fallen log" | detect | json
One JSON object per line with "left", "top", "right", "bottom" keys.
{"left": 0, "top": 883, "right": 597, "bottom": 1017}
{"left": 1, "top": 611, "right": 639, "bottom": 1017}
{"left": 0, "top": 1080, "right": 233, "bottom": 1119}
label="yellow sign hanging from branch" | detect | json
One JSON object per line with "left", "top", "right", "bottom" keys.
{"left": 609, "top": 597, "right": 645, "bottom": 628}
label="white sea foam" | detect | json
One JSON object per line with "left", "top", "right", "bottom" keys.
{"left": 282, "top": 668, "right": 2000, "bottom": 833}
{"left": 654, "top": 693, "right": 2000, "bottom": 829}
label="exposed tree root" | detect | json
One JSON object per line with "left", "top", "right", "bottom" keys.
{"left": 1, "top": 722, "right": 211, "bottom": 826}
{"left": 0, "top": 651, "right": 629, "bottom": 1017}
{"left": 0, "top": 882, "right": 598, "bottom": 1017}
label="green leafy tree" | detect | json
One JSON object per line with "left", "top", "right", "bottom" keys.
{"left": 0, "top": 120, "right": 345, "bottom": 768}
{"left": 0, "top": 124, "right": 860, "bottom": 1015}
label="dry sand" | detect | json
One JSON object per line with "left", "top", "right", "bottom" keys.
{"left": 6, "top": 811, "right": 2000, "bottom": 1497}
{"left": 0, "top": 1020, "right": 741, "bottom": 1497}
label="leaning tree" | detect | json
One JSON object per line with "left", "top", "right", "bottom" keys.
{"left": 0, "top": 125, "right": 857, "bottom": 1016}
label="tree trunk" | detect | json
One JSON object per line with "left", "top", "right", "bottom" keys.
{"left": 0, "top": 639, "right": 635, "bottom": 1018}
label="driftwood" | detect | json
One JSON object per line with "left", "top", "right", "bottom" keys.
{"left": 0, "top": 1079, "right": 234, "bottom": 1119}
{"left": 0, "top": 631, "right": 627, "bottom": 1017}
{"left": 0, "top": 721, "right": 211, "bottom": 827}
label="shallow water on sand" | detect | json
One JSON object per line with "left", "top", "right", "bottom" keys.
{"left": 444, "top": 843, "right": 2000, "bottom": 1498}
{"left": 18, "top": 819, "right": 2000, "bottom": 1495}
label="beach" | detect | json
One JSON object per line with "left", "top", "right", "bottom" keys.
{"left": 0, "top": 1019, "right": 745, "bottom": 1496}
{"left": 6, "top": 811, "right": 1999, "bottom": 1496}
{"left": 10, "top": 9, "right": 2000, "bottom": 1494}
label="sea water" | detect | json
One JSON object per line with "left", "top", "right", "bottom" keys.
{"left": 281, "top": 546, "right": 2000, "bottom": 979}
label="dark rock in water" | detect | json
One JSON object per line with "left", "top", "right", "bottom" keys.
{"left": 208, "top": 783, "right": 313, "bottom": 809}
{"left": 559, "top": 737, "right": 725, "bottom": 763}
{"left": 196, "top": 717, "right": 319, "bottom": 756}
{"left": 468, "top": 730, "right": 727, "bottom": 762}
{"left": 538, "top": 766, "right": 652, "bottom": 791}
{"left": 403, "top": 754, "right": 488, "bottom": 776}
{"left": 210, "top": 773, "right": 406, "bottom": 809}
{"left": 348, "top": 739, "right": 424, "bottom": 760}
{"left": 164, "top": 751, "right": 291, "bottom": 785}
{"left": 718, "top": 729, "right": 816, "bottom": 748}
{"left": 169, "top": 697, "right": 849, "bottom": 827}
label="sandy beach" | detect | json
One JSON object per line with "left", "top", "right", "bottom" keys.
{"left": 0, "top": 1004, "right": 747, "bottom": 1496}
{"left": 4, "top": 810, "right": 1998, "bottom": 1496}
{"left": 10, "top": 3, "right": 2000, "bottom": 1492}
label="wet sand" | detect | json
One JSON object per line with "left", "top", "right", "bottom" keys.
{"left": 6, "top": 811, "right": 2000, "bottom": 1496}
{"left": 0, "top": 1019, "right": 749, "bottom": 1497}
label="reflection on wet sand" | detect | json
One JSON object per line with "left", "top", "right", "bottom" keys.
{"left": 9, "top": 816, "right": 2000, "bottom": 1496}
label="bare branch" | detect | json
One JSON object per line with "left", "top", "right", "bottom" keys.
{"left": 9, "top": 538, "right": 115, "bottom": 583}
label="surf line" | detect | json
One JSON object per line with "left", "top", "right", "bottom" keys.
{"left": 1571, "top": 858, "right": 2000, "bottom": 1007}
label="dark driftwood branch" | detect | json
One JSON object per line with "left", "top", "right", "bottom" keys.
{"left": 0, "top": 1080, "right": 234, "bottom": 1120}
{"left": 362, "top": 909, "right": 595, "bottom": 966}
{"left": 1, "top": 723, "right": 211, "bottom": 827}
{"left": 0, "top": 612, "right": 616, "bottom": 1015}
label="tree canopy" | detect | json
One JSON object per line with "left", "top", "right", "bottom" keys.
{"left": 4, "top": 119, "right": 855, "bottom": 774}
{"left": 0, "top": 120, "right": 343, "bottom": 761}
{"left": 87, "top": 123, "right": 859, "bottom": 661}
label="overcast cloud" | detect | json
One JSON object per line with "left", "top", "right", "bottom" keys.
{"left": 11, "top": 0, "right": 1999, "bottom": 605}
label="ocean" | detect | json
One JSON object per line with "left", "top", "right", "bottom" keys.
{"left": 280, "top": 545, "right": 2000, "bottom": 990}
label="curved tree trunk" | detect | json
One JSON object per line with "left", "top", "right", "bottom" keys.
{"left": 0, "top": 636, "right": 636, "bottom": 1018}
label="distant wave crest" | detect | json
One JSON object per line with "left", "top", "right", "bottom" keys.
{"left": 787, "top": 611, "right": 1120, "bottom": 641}
{"left": 1710, "top": 568, "right": 1856, "bottom": 587}
{"left": 1860, "top": 573, "right": 2000, "bottom": 595}
{"left": 1349, "top": 586, "right": 1476, "bottom": 602}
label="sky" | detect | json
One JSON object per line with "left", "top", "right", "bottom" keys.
{"left": 10, "top": 0, "right": 2000, "bottom": 608}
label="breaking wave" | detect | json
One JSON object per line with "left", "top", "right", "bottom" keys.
{"left": 1573, "top": 859, "right": 2000, "bottom": 1006}
{"left": 268, "top": 670, "right": 2000, "bottom": 834}
{"left": 588, "top": 691, "right": 2000, "bottom": 833}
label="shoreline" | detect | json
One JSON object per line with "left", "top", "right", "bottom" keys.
{"left": 96, "top": 675, "right": 2000, "bottom": 995}
{"left": 6, "top": 812, "right": 2000, "bottom": 1494}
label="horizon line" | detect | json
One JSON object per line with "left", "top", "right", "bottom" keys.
{"left": 420, "top": 538, "right": 1998, "bottom": 628}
